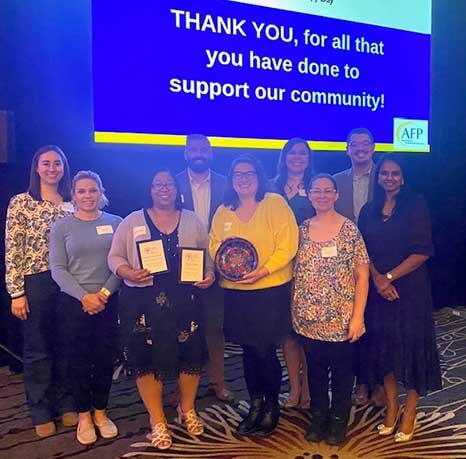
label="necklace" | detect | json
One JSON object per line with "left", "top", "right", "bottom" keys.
{"left": 382, "top": 207, "right": 395, "bottom": 222}
{"left": 285, "top": 180, "right": 304, "bottom": 196}
{"left": 284, "top": 183, "right": 293, "bottom": 194}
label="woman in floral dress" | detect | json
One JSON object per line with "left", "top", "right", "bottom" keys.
{"left": 292, "top": 173, "right": 369, "bottom": 445}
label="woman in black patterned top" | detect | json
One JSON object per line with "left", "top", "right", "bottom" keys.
{"left": 5, "top": 145, "right": 76, "bottom": 437}
{"left": 108, "top": 168, "right": 214, "bottom": 450}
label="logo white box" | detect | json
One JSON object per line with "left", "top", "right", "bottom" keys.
{"left": 393, "top": 118, "right": 429, "bottom": 151}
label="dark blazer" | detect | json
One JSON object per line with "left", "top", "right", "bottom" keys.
{"left": 176, "top": 169, "right": 227, "bottom": 230}
{"left": 333, "top": 166, "right": 377, "bottom": 223}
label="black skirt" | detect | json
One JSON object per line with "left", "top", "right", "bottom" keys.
{"left": 119, "top": 283, "right": 207, "bottom": 379}
{"left": 223, "top": 282, "right": 292, "bottom": 351}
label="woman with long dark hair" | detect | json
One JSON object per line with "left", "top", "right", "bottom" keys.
{"left": 270, "top": 138, "right": 315, "bottom": 409}
{"left": 358, "top": 156, "right": 442, "bottom": 442}
{"left": 210, "top": 155, "right": 299, "bottom": 436}
{"left": 5, "top": 145, "right": 76, "bottom": 437}
{"left": 271, "top": 138, "right": 315, "bottom": 225}
{"left": 108, "top": 168, "right": 214, "bottom": 450}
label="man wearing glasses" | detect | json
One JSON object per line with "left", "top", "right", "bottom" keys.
{"left": 333, "top": 128, "right": 377, "bottom": 223}
{"left": 176, "top": 134, "right": 234, "bottom": 402}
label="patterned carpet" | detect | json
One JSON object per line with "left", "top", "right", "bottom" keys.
{"left": 0, "top": 308, "right": 465, "bottom": 459}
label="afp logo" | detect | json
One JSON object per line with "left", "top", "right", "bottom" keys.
{"left": 393, "top": 118, "right": 429, "bottom": 152}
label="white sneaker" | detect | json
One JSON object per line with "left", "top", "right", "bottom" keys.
{"left": 77, "top": 421, "right": 97, "bottom": 445}
{"left": 94, "top": 417, "right": 118, "bottom": 439}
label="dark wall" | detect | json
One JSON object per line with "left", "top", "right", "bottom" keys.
{"left": 0, "top": 0, "right": 465, "bottom": 317}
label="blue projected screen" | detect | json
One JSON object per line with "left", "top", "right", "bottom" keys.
{"left": 92, "top": 0, "right": 432, "bottom": 152}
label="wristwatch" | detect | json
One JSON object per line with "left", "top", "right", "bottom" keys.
{"left": 100, "top": 287, "right": 111, "bottom": 299}
{"left": 386, "top": 272, "right": 393, "bottom": 280}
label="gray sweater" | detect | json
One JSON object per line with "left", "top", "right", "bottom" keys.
{"left": 108, "top": 209, "right": 214, "bottom": 288}
{"left": 50, "top": 212, "right": 122, "bottom": 300}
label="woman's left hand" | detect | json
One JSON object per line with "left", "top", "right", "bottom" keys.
{"left": 347, "top": 316, "right": 365, "bottom": 343}
{"left": 194, "top": 272, "right": 215, "bottom": 289}
{"left": 235, "top": 267, "right": 269, "bottom": 285}
{"left": 82, "top": 293, "right": 106, "bottom": 315}
{"left": 373, "top": 272, "right": 391, "bottom": 293}
{"left": 379, "top": 284, "right": 400, "bottom": 301}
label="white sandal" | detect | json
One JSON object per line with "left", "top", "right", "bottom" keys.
{"left": 150, "top": 422, "right": 172, "bottom": 449}
{"left": 176, "top": 405, "right": 204, "bottom": 436}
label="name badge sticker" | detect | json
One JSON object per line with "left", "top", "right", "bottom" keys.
{"left": 298, "top": 186, "right": 307, "bottom": 197}
{"left": 96, "top": 225, "right": 114, "bottom": 235}
{"left": 133, "top": 226, "right": 147, "bottom": 239}
{"left": 60, "top": 202, "right": 74, "bottom": 213}
{"left": 321, "top": 245, "right": 338, "bottom": 258}
{"left": 223, "top": 222, "right": 232, "bottom": 232}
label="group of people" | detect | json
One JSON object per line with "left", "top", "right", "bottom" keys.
{"left": 4, "top": 128, "right": 441, "bottom": 449}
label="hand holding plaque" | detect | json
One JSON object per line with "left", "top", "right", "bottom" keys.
{"left": 136, "top": 239, "right": 169, "bottom": 275}
{"left": 179, "top": 248, "right": 205, "bottom": 283}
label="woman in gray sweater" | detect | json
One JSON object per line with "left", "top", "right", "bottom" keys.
{"left": 50, "top": 170, "right": 122, "bottom": 445}
{"left": 108, "top": 167, "right": 214, "bottom": 450}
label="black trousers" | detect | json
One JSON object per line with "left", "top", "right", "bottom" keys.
{"left": 200, "top": 282, "right": 225, "bottom": 385}
{"left": 353, "top": 333, "right": 369, "bottom": 386}
{"left": 301, "top": 337, "right": 354, "bottom": 419}
{"left": 22, "top": 272, "right": 75, "bottom": 425}
{"left": 242, "top": 345, "right": 282, "bottom": 406}
{"left": 60, "top": 293, "right": 118, "bottom": 413}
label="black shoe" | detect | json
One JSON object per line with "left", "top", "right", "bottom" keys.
{"left": 237, "top": 398, "right": 264, "bottom": 434}
{"left": 304, "top": 410, "right": 328, "bottom": 443}
{"left": 254, "top": 403, "right": 280, "bottom": 437}
{"left": 326, "top": 415, "right": 348, "bottom": 445}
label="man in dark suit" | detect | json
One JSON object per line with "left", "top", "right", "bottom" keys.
{"left": 333, "top": 128, "right": 377, "bottom": 223}
{"left": 176, "top": 134, "right": 233, "bottom": 401}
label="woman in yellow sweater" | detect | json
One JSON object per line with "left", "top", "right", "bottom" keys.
{"left": 209, "top": 155, "right": 298, "bottom": 437}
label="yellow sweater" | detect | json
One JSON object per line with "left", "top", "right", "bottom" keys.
{"left": 209, "top": 193, "right": 299, "bottom": 290}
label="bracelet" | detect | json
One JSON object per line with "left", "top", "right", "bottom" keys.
{"left": 11, "top": 292, "right": 26, "bottom": 300}
{"left": 100, "top": 287, "right": 111, "bottom": 299}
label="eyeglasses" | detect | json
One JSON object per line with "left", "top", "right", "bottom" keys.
{"left": 308, "top": 189, "right": 337, "bottom": 197}
{"left": 153, "top": 182, "right": 176, "bottom": 191}
{"left": 349, "top": 141, "right": 373, "bottom": 148}
{"left": 232, "top": 171, "right": 257, "bottom": 181}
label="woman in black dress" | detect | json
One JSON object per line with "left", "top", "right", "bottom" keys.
{"left": 270, "top": 138, "right": 315, "bottom": 409}
{"left": 358, "top": 156, "right": 441, "bottom": 442}
{"left": 108, "top": 168, "right": 214, "bottom": 450}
